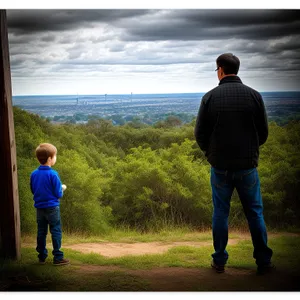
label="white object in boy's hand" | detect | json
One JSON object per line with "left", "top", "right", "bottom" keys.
{"left": 62, "top": 184, "right": 67, "bottom": 191}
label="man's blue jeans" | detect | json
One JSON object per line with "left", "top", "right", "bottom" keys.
{"left": 36, "top": 206, "right": 64, "bottom": 261}
{"left": 211, "top": 167, "right": 273, "bottom": 266}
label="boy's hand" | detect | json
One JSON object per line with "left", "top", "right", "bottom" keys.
{"left": 62, "top": 184, "right": 67, "bottom": 191}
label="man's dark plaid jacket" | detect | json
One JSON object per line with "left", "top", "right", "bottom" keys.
{"left": 194, "top": 75, "right": 268, "bottom": 170}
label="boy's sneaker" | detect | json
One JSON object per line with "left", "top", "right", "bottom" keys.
{"left": 39, "top": 259, "right": 46, "bottom": 265}
{"left": 211, "top": 260, "right": 225, "bottom": 273}
{"left": 257, "top": 262, "right": 276, "bottom": 275}
{"left": 53, "top": 258, "right": 70, "bottom": 266}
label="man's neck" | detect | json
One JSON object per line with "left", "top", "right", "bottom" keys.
{"left": 222, "top": 74, "right": 236, "bottom": 79}
{"left": 219, "top": 74, "right": 237, "bottom": 82}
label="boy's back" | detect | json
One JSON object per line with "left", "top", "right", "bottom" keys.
{"left": 30, "top": 165, "right": 63, "bottom": 208}
{"left": 31, "top": 143, "right": 69, "bottom": 266}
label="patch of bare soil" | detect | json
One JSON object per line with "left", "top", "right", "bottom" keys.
{"left": 63, "top": 239, "right": 241, "bottom": 257}
{"left": 60, "top": 233, "right": 299, "bottom": 291}
{"left": 15, "top": 233, "right": 300, "bottom": 291}
{"left": 60, "top": 232, "right": 300, "bottom": 258}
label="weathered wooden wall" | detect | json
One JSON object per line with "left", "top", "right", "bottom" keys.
{"left": 0, "top": 9, "right": 21, "bottom": 260}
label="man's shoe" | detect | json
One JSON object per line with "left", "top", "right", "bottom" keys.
{"left": 39, "top": 259, "right": 46, "bottom": 265}
{"left": 257, "top": 263, "right": 276, "bottom": 275}
{"left": 211, "top": 260, "right": 225, "bottom": 273}
{"left": 53, "top": 258, "right": 70, "bottom": 266}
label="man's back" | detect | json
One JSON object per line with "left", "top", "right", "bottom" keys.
{"left": 195, "top": 75, "right": 268, "bottom": 170}
{"left": 195, "top": 53, "right": 273, "bottom": 274}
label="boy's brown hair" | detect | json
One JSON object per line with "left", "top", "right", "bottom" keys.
{"left": 36, "top": 143, "right": 57, "bottom": 165}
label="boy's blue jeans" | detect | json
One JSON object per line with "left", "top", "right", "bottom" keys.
{"left": 211, "top": 167, "right": 273, "bottom": 266}
{"left": 36, "top": 206, "right": 64, "bottom": 261}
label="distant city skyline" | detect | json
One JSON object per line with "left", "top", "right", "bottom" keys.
{"left": 6, "top": 8, "right": 300, "bottom": 95}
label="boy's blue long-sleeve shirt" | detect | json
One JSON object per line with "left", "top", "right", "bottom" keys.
{"left": 30, "top": 165, "right": 63, "bottom": 208}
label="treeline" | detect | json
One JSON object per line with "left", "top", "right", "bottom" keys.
{"left": 47, "top": 112, "right": 195, "bottom": 126}
{"left": 14, "top": 106, "right": 300, "bottom": 234}
{"left": 268, "top": 112, "right": 300, "bottom": 126}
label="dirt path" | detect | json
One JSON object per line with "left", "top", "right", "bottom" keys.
{"left": 63, "top": 239, "right": 240, "bottom": 257}
{"left": 16, "top": 232, "right": 300, "bottom": 291}
{"left": 60, "top": 233, "right": 300, "bottom": 291}
{"left": 60, "top": 232, "right": 299, "bottom": 257}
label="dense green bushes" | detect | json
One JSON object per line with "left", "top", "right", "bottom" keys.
{"left": 105, "top": 141, "right": 211, "bottom": 230}
{"left": 13, "top": 107, "right": 300, "bottom": 234}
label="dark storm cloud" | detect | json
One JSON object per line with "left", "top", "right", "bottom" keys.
{"left": 119, "top": 10, "right": 300, "bottom": 42}
{"left": 7, "top": 9, "right": 300, "bottom": 60}
{"left": 8, "top": 33, "right": 34, "bottom": 44}
{"left": 6, "top": 9, "right": 152, "bottom": 34}
{"left": 269, "top": 36, "right": 300, "bottom": 52}
{"left": 7, "top": 9, "right": 300, "bottom": 41}
{"left": 174, "top": 9, "right": 300, "bottom": 27}
{"left": 5, "top": 9, "right": 300, "bottom": 94}
{"left": 40, "top": 34, "right": 57, "bottom": 42}
{"left": 229, "top": 35, "right": 300, "bottom": 56}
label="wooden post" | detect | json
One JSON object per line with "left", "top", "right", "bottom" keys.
{"left": 0, "top": 10, "right": 21, "bottom": 260}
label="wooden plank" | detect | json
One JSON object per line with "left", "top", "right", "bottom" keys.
{"left": 0, "top": 10, "right": 21, "bottom": 260}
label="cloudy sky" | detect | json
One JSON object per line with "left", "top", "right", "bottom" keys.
{"left": 6, "top": 9, "right": 300, "bottom": 95}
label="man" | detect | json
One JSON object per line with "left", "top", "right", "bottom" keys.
{"left": 194, "top": 53, "right": 274, "bottom": 275}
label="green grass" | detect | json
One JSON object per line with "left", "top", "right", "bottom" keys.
{"left": 2, "top": 232, "right": 300, "bottom": 291}
{"left": 22, "top": 227, "right": 241, "bottom": 244}
{"left": 1, "top": 248, "right": 150, "bottom": 291}
{"left": 63, "top": 271, "right": 150, "bottom": 291}
{"left": 65, "top": 235, "right": 300, "bottom": 270}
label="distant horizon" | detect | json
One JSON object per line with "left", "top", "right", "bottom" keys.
{"left": 12, "top": 90, "right": 300, "bottom": 97}
{"left": 12, "top": 89, "right": 300, "bottom": 126}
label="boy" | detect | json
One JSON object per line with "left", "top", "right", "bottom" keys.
{"left": 30, "top": 143, "right": 70, "bottom": 266}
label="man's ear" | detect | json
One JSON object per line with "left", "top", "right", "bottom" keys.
{"left": 220, "top": 67, "right": 224, "bottom": 76}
